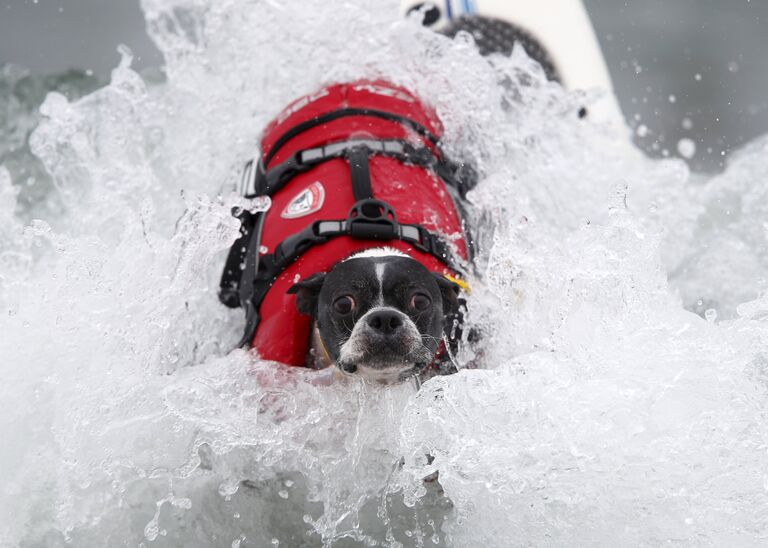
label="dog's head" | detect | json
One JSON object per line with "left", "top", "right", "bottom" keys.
{"left": 287, "top": 248, "right": 461, "bottom": 383}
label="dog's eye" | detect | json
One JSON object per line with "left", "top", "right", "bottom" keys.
{"left": 410, "top": 293, "right": 432, "bottom": 311}
{"left": 333, "top": 295, "right": 355, "bottom": 315}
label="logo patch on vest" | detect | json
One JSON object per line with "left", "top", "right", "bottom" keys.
{"left": 281, "top": 181, "right": 325, "bottom": 219}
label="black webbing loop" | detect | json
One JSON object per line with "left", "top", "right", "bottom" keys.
{"left": 219, "top": 207, "right": 268, "bottom": 309}
{"left": 348, "top": 146, "right": 373, "bottom": 201}
{"left": 238, "top": 301, "right": 261, "bottom": 348}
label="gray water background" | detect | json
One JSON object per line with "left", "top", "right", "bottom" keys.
{"left": 1, "top": 0, "right": 767, "bottom": 173}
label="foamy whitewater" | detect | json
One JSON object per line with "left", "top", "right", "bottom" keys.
{"left": 1, "top": 0, "right": 768, "bottom": 546}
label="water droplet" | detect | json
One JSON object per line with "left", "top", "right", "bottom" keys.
{"left": 218, "top": 478, "right": 240, "bottom": 498}
{"left": 677, "top": 138, "right": 696, "bottom": 160}
{"left": 144, "top": 518, "right": 159, "bottom": 541}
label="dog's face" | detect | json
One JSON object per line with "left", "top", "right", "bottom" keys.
{"left": 288, "top": 249, "right": 460, "bottom": 383}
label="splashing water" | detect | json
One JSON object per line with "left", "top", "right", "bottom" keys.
{"left": 1, "top": 0, "right": 768, "bottom": 546}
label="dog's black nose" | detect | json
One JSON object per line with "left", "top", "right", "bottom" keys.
{"left": 366, "top": 310, "right": 404, "bottom": 335}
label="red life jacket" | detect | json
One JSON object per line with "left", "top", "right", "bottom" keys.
{"left": 219, "top": 80, "right": 474, "bottom": 366}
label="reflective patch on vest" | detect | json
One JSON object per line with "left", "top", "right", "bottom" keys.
{"left": 281, "top": 181, "right": 325, "bottom": 219}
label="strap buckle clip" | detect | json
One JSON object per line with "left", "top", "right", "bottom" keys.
{"left": 346, "top": 199, "right": 399, "bottom": 240}
{"left": 411, "top": 225, "right": 434, "bottom": 254}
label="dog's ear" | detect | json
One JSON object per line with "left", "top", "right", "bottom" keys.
{"left": 433, "top": 273, "right": 461, "bottom": 315}
{"left": 287, "top": 272, "right": 326, "bottom": 316}
{"left": 434, "top": 274, "right": 465, "bottom": 351}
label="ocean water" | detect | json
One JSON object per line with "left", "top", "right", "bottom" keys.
{"left": 1, "top": 0, "right": 767, "bottom": 546}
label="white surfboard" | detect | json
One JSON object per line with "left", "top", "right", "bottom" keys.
{"left": 401, "top": 0, "right": 625, "bottom": 126}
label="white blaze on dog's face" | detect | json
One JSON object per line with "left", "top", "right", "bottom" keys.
{"left": 288, "top": 248, "right": 460, "bottom": 383}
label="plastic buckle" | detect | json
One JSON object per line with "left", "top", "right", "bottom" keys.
{"left": 412, "top": 226, "right": 433, "bottom": 254}
{"left": 268, "top": 151, "right": 303, "bottom": 191}
{"left": 346, "top": 199, "right": 399, "bottom": 240}
{"left": 406, "top": 144, "right": 435, "bottom": 167}
{"left": 240, "top": 158, "right": 258, "bottom": 196}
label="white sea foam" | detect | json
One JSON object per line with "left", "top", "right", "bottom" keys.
{"left": 1, "top": 0, "right": 768, "bottom": 546}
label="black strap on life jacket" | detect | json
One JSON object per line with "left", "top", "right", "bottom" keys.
{"left": 244, "top": 137, "right": 476, "bottom": 200}
{"left": 348, "top": 146, "right": 373, "bottom": 201}
{"left": 219, "top": 108, "right": 477, "bottom": 348}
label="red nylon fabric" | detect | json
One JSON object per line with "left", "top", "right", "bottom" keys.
{"left": 252, "top": 80, "right": 467, "bottom": 365}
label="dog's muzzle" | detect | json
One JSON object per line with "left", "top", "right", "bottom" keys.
{"left": 337, "top": 307, "right": 432, "bottom": 380}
